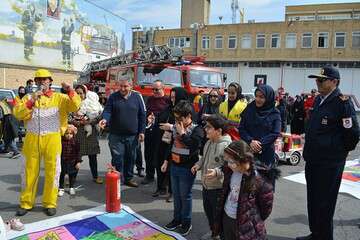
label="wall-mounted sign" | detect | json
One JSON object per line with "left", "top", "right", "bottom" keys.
{"left": 254, "top": 74, "right": 267, "bottom": 87}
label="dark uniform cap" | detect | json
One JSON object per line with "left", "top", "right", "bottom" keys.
{"left": 308, "top": 65, "right": 340, "bottom": 80}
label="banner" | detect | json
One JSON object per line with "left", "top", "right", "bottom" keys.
{"left": 284, "top": 159, "right": 360, "bottom": 199}
{"left": 0, "top": 0, "right": 126, "bottom": 71}
{"left": 8, "top": 205, "right": 185, "bottom": 240}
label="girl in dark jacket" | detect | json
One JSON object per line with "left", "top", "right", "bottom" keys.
{"left": 58, "top": 125, "right": 81, "bottom": 196}
{"left": 238, "top": 84, "right": 281, "bottom": 168}
{"left": 214, "top": 140, "right": 274, "bottom": 240}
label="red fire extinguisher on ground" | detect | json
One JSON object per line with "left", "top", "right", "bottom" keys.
{"left": 105, "top": 165, "right": 121, "bottom": 213}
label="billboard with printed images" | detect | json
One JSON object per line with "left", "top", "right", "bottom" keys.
{"left": 0, "top": 0, "right": 126, "bottom": 71}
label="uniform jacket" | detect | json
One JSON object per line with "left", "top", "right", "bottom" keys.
{"left": 195, "top": 134, "right": 232, "bottom": 189}
{"left": 214, "top": 166, "right": 274, "bottom": 240}
{"left": 13, "top": 90, "right": 81, "bottom": 136}
{"left": 304, "top": 88, "right": 360, "bottom": 165}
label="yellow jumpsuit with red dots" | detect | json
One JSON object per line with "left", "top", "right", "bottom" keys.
{"left": 13, "top": 91, "right": 81, "bottom": 209}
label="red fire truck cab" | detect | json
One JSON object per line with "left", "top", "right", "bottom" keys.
{"left": 79, "top": 46, "right": 226, "bottom": 99}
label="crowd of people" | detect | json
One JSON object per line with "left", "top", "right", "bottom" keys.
{"left": 2, "top": 65, "right": 359, "bottom": 240}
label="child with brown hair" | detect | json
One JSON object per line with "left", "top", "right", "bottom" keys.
{"left": 58, "top": 125, "right": 81, "bottom": 196}
{"left": 213, "top": 140, "right": 274, "bottom": 240}
{"left": 191, "top": 114, "right": 231, "bottom": 240}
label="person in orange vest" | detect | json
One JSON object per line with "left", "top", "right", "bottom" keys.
{"left": 193, "top": 90, "right": 204, "bottom": 113}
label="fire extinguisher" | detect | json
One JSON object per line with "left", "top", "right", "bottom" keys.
{"left": 105, "top": 165, "right": 121, "bottom": 213}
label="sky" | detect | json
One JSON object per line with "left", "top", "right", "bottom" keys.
{"left": 104, "top": 0, "right": 360, "bottom": 50}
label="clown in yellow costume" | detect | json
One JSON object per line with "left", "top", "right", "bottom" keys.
{"left": 13, "top": 69, "right": 81, "bottom": 216}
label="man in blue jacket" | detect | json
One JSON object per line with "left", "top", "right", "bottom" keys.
{"left": 99, "top": 78, "right": 146, "bottom": 187}
{"left": 297, "top": 65, "right": 359, "bottom": 240}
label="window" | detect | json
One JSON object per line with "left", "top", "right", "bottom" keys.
{"left": 168, "top": 37, "right": 190, "bottom": 48}
{"left": 352, "top": 31, "right": 360, "bottom": 48}
{"left": 215, "top": 35, "right": 223, "bottom": 49}
{"left": 302, "top": 33, "right": 312, "bottom": 48}
{"left": 202, "top": 36, "right": 210, "bottom": 49}
{"left": 241, "top": 34, "right": 251, "bottom": 49}
{"left": 180, "top": 37, "right": 185, "bottom": 47}
{"left": 335, "top": 32, "right": 345, "bottom": 48}
{"left": 271, "top": 33, "right": 280, "bottom": 48}
{"left": 286, "top": 33, "right": 296, "bottom": 48}
{"left": 228, "top": 35, "right": 237, "bottom": 49}
{"left": 318, "top": 32, "right": 329, "bottom": 48}
{"left": 256, "top": 33, "right": 265, "bottom": 48}
{"left": 169, "top": 37, "right": 175, "bottom": 47}
{"left": 190, "top": 70, "right": 222, "bottom": 87}
{"left": 175, "top": 38, "right": 180, "bottom": 47}
{"left": 288, "top": 15, "right": 315, "bottom": 21}
{"left": 185, "top": 37, "right": 191, "bottom": 47}
{"left": 137, "top": 67, "right": 182, "bottom": 86}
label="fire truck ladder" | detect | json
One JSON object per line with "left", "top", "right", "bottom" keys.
{"left": 81, "top": 45, "right": 182, "bottom": 74}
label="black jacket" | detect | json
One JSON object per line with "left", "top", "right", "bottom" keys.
{"left": 304, "top": 88, "right": 359, "bottom": 165}
{"left": 164, "top": 124, "right": 204, "bottom": 169}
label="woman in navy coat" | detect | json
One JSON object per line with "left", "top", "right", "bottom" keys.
{"left": 238, "top": 84, "right": 281, "bottom": 169}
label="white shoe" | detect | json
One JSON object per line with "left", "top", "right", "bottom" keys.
{"left": 58, "top": 189, "right": 65, "bottom": 197}
{"left": 69, "top": 188, "right": 75, "bottom": 195}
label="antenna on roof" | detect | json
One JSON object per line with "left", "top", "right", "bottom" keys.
{"left": 231, "top": 0, "right": 239, "bottom": 24}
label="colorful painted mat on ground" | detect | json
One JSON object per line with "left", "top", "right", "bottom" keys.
{"left": 7, "top": 205, "right": 185, "bottom": 240}
{"left": 284, "top": 159, "right": 360, "bottom": 199}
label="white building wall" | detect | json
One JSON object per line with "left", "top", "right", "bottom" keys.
{"left": 218, "top": 66, "right": 360, "bottom": 110}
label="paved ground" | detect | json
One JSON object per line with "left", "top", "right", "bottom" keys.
{"left": 0, "top": 135, "right": 360, "bottom": 240}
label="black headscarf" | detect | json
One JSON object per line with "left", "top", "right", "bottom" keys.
{"left": 171, "top": 87, "right": 188, "bottom": 106}
{"left": 228, "top": 82, "right": 244, "bottom": 112}
{"left": 254, "top": 84, "right": 276, "bottom": 118}
{"left": 158, "top": 87, "right": 189, "bottom": 124}
{"left": 18, "top": 86, "right": 26, "bottom": 99}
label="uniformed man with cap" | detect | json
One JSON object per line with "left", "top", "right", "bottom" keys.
{"left": 13, "top": 69, "right": 81, "bottom": 217}
{"left": 296, "top": 65, "right": 360, "bottom": 240}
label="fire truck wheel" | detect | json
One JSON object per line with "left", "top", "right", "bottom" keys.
{"left": 288, "top": 152, "right": 301, "bottom": 166}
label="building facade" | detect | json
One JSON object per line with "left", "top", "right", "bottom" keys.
{"left": 133, "top": 2, "right": 360, "bottom": 109}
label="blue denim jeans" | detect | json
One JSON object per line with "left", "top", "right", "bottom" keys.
{"left": 108, "top": 134, "right": 137, "bottom": 182}
{"left": 6, "top": 139, "right": 19, "bottom": 154}
{"left": 170, "top": 165, "right": 196, "bottom": 225}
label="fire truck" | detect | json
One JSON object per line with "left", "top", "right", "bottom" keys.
{"left": 78, "top": 45, "right": 226, "bottom": 98}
